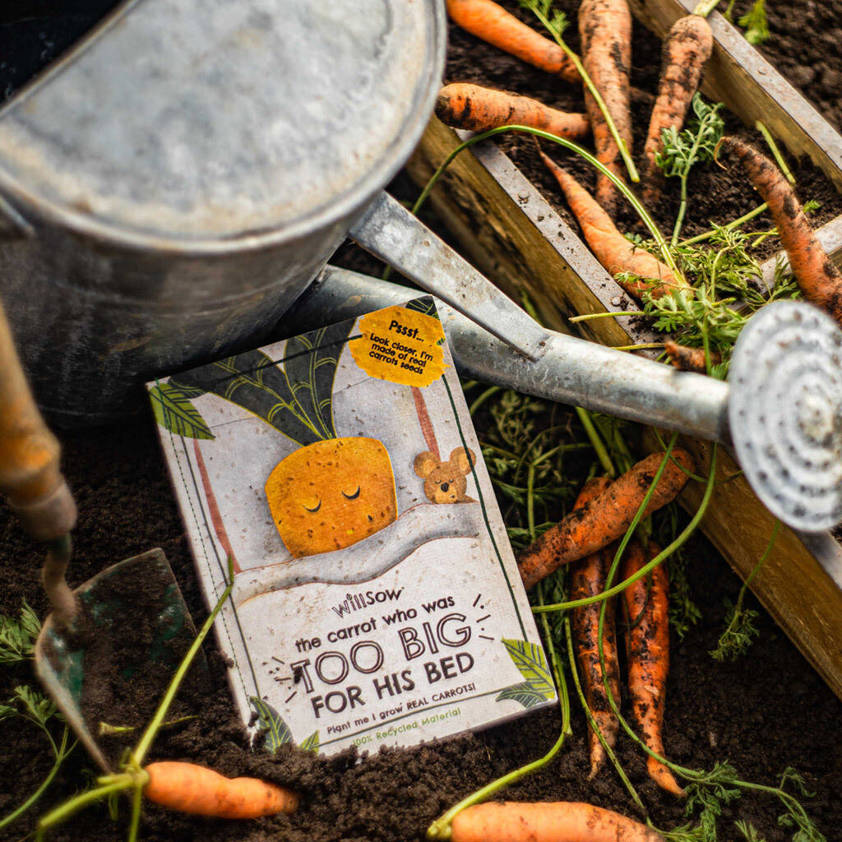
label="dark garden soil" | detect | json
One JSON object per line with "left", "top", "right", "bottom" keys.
{"left": 720, "top": 0, "right": 842, "bottom": 135}
{"left": 2, "top": 409, "right": 842, "bottom": 842}
{"left": 2, "top": 4, "right": 842, "bottom": 842}
{"left": 444, "top": 0, "right": 842, "bottom": 259}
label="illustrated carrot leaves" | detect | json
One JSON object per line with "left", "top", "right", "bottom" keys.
{"left": 149, "top": 381, "right": 215, "bottom": 441}
{"left": 499, "top": 638, "right": 555, "bottom": 698}
{"left": 249, "top": 696, "right": 294, "bottom": 753}
{"left": 299, "top": 731, "right": 320, "bottom": 753}
{"left": 282, "top": 319, "right": 356, "bottom": 441}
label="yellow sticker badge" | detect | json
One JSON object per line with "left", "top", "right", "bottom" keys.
{"left": 350, "top": 305, "right": 448, "bottom": 387}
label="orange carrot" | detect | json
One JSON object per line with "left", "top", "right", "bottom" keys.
{"left": 622, "top": 540, "right": 685, "bottom": 797}
{"left": 718, "top": 136, "right": 842, "bottom": 325}
{"left": 451, "top": 801, "right": 664, "bottom": 842}
{"left": 642, "top": 15, "right": 714, "bottom": 204}
{"left": 540, "top": 152, "right": 690, "bottom": 300}
{"left": 579, "top": 0, "right": 633, "bottom": 215}
{"left": 143, "top": 761, "right": 298, "bottom": 819}
{"left": 664, "top": 339, "right": 720, "bottom": 373}
{"left": 569, "top": 477, "right": 621, "bottom": 779}
{"left": 436, "top": 83, "right": 589, "bottom": 140}
{"left": 446, "top": 0, "right": 579, "bottom": 83}
{"left": 518, "top": 450, "right": 693, "bottom": 589}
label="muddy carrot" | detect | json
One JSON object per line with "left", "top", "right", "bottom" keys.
{"left": 540, "top": 152, "right": 690, "bottom": 300}
{"left": 143, "top": 761, "right": 298, "bottom": 819}
{"left": 642, "top": 15, "right": 714, "bottom": 204}
{"left": 578, "top": 0, "right": 633, "bottom": 215}
{"left": 717, "top": 136, "right": 842, "bottom": 325}
{"left": 569, "top": 477, "right": 621, "bottom": 778}
{"left": 451, "top": 801, "right": 664, "bottom": 842}
{"left": 622, "top": 540, "right": 685, "bottom": 797}
{"left": 518, "top": 450, "right": 693, "bottom": 589}
{"left": 436, "top": 83, "right": 589, "bottom": 140}
{"left": 446, "top": 0, "right": 579, "bottom": 83}
{"left": 664, "top": 340, "right": 720, "bottom": 372}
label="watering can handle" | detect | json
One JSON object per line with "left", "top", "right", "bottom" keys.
{"left": 0, "top": 302, "right": 76, "bottom": 539}
{"left": 349, "top": 191, "right": 551, "bottom": 361}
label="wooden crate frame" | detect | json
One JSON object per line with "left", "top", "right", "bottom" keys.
{"left": 405, "top": 2, "right": 842, "bottom": 698}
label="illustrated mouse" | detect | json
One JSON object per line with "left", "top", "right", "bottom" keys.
{"left": 414, "top": 447, "right": 476, "bottom": 504}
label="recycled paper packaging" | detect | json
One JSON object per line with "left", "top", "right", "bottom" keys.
{"left": 150, "top": 298, "right": 555, "bottom": 754}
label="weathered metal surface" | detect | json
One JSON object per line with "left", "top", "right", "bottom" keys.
{"left": 349, "top": 192, "right": 552, "bottom": 361}
{"left": 291, "top": 266, "right": 731, "bottom": 444}
{"left": 0, "top": 0, "right": 445, "bottom": 424}
{"left": 0, "top": 0, "right": 438, "bottom": 240}
{"left": 729, "top": 301, "right": 842, "bottom": 531}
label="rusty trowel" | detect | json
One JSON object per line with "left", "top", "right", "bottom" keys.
{"left": 0, "top": 300, "right": 198, "bottom": 772}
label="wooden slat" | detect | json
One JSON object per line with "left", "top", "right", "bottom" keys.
{"left": 406, "top": 118, "right": 842, "bottom": 700}
{"left": 627, "top": 0, "right": 842, "bottom": 191}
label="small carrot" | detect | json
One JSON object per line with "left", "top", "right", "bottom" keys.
{"left": 717, "top": 136, "right": 842, "bottom": 325}
{"left": 143, "top": 761, "right": 298, "bottom": 819}
{"left": 664, "top": 339, "right": 721, "bottom": 372}
{"left": 579, "top": 0, "right": 633, "bottom": 215}
{"left": 568, "top": 477, "right": 621, "bottom": 779}
{"left": 518, "top": 450, "right": 693, "bottom": 589}
{"left": 622, "top": 540, "right": 685, "bottom": 797}
{"left": 451, "top": 801, "right": 664, "bottom": 842}
{"left": 436, "top": 83, "right": 589, "bottom": 141}
{"left": 642, "top": 15, "right": 714, "bottom": 204}
{"left": 540, "top": 152, "right": 690, "bottom": 300}
{"left": 446, "top": 0, "right": 579, "bottom": 83}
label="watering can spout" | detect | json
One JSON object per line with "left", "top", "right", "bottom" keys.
{"left": 350, "top": 191, "right": 551, "bottom": 362}
{"left": 289, "top": 265, "right": 842, "bottom": 533}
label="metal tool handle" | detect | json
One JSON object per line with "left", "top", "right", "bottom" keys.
{"left": 0, "top": 300, "right": 76, "bottom": 622}
{"left": 349, "top": 191, "right": 551, "bottom": 361}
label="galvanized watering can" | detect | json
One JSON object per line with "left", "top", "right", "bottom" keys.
{"left": 0, "top": 0, "right": 839, "bottom": 532}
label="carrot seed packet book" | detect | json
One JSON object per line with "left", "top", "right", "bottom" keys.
{"left": 149, "top": 297, "right": 555, "bottom": 754}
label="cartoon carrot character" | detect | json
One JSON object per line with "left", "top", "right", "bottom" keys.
{"left": 446, "top": 0, "right": 580, "bottom": 82}
{"left": 579, "top": 0, "right": 633, "bottom": 215}
{"left": 540, "top": 152, "right": 690, "bottom": 301}
{"left": 158, "top": 319, "right": 397, "bottom": 558}
{"left": 717, "top": 136, "right": 842, "bottom": 325}
{"left": 642, "top": 14, "right": 714, "bottom": 203}
{"left": 436, "top": 83, "right": 589, "bottom": 140}
{"left": 569, "top": 477, "right": 621, "bottom": 778}
{"left": 622, "top": 540, "right": 685, "bottom": 797}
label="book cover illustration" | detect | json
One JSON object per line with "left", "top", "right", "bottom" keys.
{"left": 149, "top": 298, "right": 556, "bottom": 755}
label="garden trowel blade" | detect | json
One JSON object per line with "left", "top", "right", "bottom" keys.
{"left": 33, "top": 548, "right": 203, "bottom": 772}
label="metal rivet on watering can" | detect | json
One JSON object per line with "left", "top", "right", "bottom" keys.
{"left": 729, "top": 301, "right": 842, "bottom": 531}
{"left": 0, "top": 0, "right": 444, "bottom": 425}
